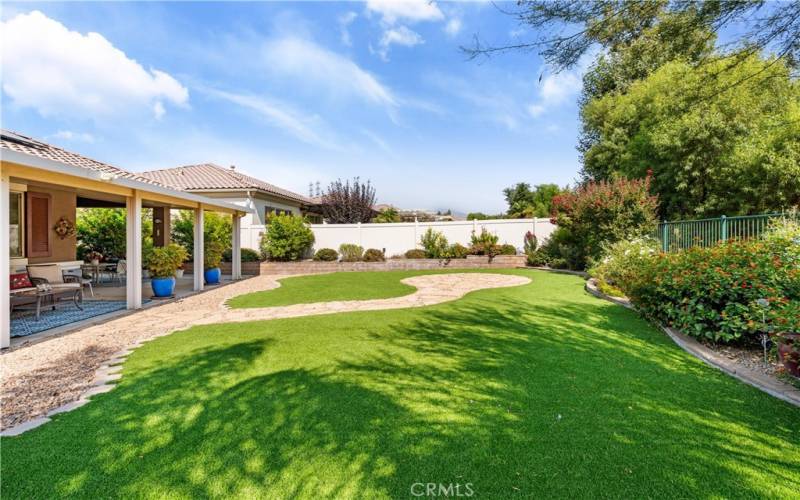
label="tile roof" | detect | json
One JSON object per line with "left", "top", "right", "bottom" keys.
{"left": 140, "top": 163, "right": 312, "bottom": 204}
{"left": 0, "top": 129, "right": 163, "bottom": 186}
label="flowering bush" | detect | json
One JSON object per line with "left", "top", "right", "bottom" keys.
{"left": 625, "top": 236, "right": 799, "bottom": 343}
{"left": 589, "top": 237, "right": 659, "bottom": 297}
{"left": 469, "top": 228, "right": 500, "bottom": 259}
{"left": 550, "top": 174, "right": 658, "bottom": 269}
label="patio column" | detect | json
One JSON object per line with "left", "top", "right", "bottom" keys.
{"left": 193, "top": 206, "right": 204, "bottom": 291}
{"left": 126, "top": 190, "right": 143, "bottom": 309}
{"left": 1, "top": 168, "right": 11, "bottom": 348}
{"left": 231, "top": 213, "right": 242, "bottom": 280}
{"left": 152, "top": 206, "right": 170, "bottom": 247}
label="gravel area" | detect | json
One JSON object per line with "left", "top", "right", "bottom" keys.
{"left": 1, "top": 272, "right": 530, "bottom": 430}
{"left": 704, "top": 341, "right": 796, "bottom": 383}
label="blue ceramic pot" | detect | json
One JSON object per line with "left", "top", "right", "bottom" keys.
{"left": 151, "top": 276, "right": 176, "bottom": 297}
{"left": 204, "top": 267, "right": 221, "bottom": 284}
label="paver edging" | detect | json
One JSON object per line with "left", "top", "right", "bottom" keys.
{"left": 585, "top": 278, "right": 800, "bottom": 407}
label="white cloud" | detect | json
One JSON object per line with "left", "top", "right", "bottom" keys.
{"left": 366, "top": 0, "right": 444, "bottom": 24}
{"left": 338, "top": 11, "right": 358, "bottom": 46}
{"left": 444, "top": 18, "right": 462, "bottom": 37}
{"left": 51, "top": 130, "right": 95, "bottom": 143}
{"left": 361, "top": 129, "right": 394, "bottom": 155}
{"left": 377, "top": 25, "right": 423, "bottom": 61}
{"left": 0, "top": 11, "right": 188, "bottom": 120}
{"left": 527, "top": 54, "right": 593, "bottom": 119}
{"left": 262, "top": 37, "right": 397, "bottom": 108}
{"left": 427, "top": 72, "right": 524, "bottom": 131}
{"left": 201, "top": 87, "right": 343, "bottom": 151}
{"left": 527, "top": 104, "right": 546, "bottom": 118}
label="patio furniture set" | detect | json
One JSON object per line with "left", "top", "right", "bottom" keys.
{"left": 8, "top": 261, "right": 126, "bottom": 321}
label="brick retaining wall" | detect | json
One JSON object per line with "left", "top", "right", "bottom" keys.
{"left": 184, "top": 255, "right": 527, "bottom": 276}
{"left": 258, "top": 255, "right": 527, "bottom": 275}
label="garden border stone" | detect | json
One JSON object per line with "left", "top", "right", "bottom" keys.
{"left": 585, "top": 278, "right": 800, "bottom": 407}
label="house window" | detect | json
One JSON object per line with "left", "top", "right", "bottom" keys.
{"left": 26, "top": 192, "right": 52, "bottom": 258}
{"left": 265, "top": 207, "right": 292, "bottom": 221}
{"left": 9, "top": 191, "right": 23, "bottom": 257}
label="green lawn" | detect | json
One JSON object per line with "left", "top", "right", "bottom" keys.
{"left": 3, "top": 270, "right": 799, "bottom": 498}
{"left": 226, "top": 269, "right": 474, "bottom": 308}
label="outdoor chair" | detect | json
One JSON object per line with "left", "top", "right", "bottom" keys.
{"left": 26, "top": 265, "right": 84, "bottom": 294}
{"left": 105, "top": 259, "right": 127, "bottom": 285}
{"left": 63, "top": 268, "right": 94, "bottom": 297}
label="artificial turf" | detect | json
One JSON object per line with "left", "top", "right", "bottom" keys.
{"left": 2, "top": 270, "right": 799, "bottom": 498}
{"left": 227, "top": 270, "right": 461, "bottom": 308}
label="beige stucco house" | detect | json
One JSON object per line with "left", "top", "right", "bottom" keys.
{"left": 141, "top": 163, "right": 321, "bottom": 250}
{"left": 1, "top": 130, "right": 246, "bottom": 347}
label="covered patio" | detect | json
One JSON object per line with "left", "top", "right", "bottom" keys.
{"left": 1, "top": 130, "right": 247, "bottom": 347}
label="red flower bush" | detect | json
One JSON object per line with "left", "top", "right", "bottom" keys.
{"left": 548, "top": 174, "right": 659, "bottom": 269}
{"left": 624, "top": 238, "right": 800, "bottom": 343}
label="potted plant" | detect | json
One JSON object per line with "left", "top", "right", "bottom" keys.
{"left": 148, "top": 247, "right": 178, "bottom": 298}
{"left": 169, "top": 244, "right": 188, "bottom": 279}
{"left": 204, "top": 240, "right": 224, "bottom": 285}
{"left": 147, "top": 244, "right": 187, "bottom": 298}
{"left": 86, "top": 250, "right": 103, "bottom": 266}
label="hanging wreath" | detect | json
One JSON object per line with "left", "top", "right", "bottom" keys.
{"left": 53, "top": 217, "right": 77, "bottom": 239}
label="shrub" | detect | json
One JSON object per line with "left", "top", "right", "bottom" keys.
{"left": 204, "top": 240, "right": 224, "bottom": 269}
{"left": 260, "top": 215, "right": 315, "bottom": 261}
{"left": 313, "top": 248, "right": 339, "bottom": 261}
{"left": 449, "top": 243, "right": 470, "bottom": 259}
{"left": 526, "top": 250, "right": 550, "bottom": 267}
{"left": 589, "top": 237, "right": 659, "bottom": 297}
{"left": 339, "top": 244, "right": 364, "bottom": 262}
{"left": 420, "top": 228, "right": 449, "bottom": 258}
{"left": 625, "top": 236, "right": 799, "bottom": 343}
{"left": 550, "top": 174, "right": 658, "bottom": 269}
{"left": 223, "top": 247, "right": 262, "bottom": 262}
{"left": 469, "top": 228, "right": 500, "bottom": 259}
{"left": 523, "top": 231, "right": 538, "bottom": 254}
{"left": 499, "top": 244, "right": 517, "bottom": 255}
{"left": 363, "top": 248, "right": 385, "bottom": 262}
{"left": 172, "top": 210, "right": 231, "bottom": 260}
{"left": 405, "top": 249, "right": 427, "bottom": 259}
{"left": 148, "top": 244, "right": 187, "bottom": 279}
{"left": 241, "top": 248, "right": 261, "bottom": 262}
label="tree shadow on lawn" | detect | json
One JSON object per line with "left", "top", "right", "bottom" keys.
{"left": 2, "top": 287, "right": 799, "bottom": 498}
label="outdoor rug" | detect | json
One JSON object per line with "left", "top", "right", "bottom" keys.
{"left": 11, "top": 300, "right": 129, "bottom": 338}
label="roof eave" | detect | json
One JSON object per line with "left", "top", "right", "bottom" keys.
{"left": 2, "top": 149, "right": 246, "bottom": 215}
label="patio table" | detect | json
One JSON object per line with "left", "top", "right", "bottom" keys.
{"left": 81, "top": 263, "right": 116, "bottom": 285}
{"left": 10, "top": 287, "right": 83, "bottom": 321}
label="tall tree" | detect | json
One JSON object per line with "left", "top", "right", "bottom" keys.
{"left": 503, "top": 183, "right": 565, "bottom": 218}
{"left": 465, "top": 1, "right": 800, "bottom": 78}
{"left": 582, "top": 56, "right": 800, "bottom": 218}
{"left": 321, "top": 177, "right": 377, "bottom": 223}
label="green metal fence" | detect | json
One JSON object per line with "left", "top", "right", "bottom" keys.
{"left": 656, "top": 213, "right": 795, "bottom": 252}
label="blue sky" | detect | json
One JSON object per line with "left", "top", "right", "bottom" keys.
{"left": 1, "top": 1, "right": 588, "bottom": 214}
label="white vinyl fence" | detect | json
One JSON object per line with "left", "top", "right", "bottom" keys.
{"left": 242, "top": 218, "right": 556, "bottom": 257}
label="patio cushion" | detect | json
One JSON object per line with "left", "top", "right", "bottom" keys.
{"left": 10, "top": 273, "right": 33, "bottom": 290}
{"left": 27, "top": 265, "right": 64, "bottom": 284}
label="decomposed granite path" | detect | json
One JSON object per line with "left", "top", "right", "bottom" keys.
{"left": 1, "top": 272, "right": 530, "bottom": 431}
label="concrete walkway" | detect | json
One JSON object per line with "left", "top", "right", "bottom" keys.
{"left": 1, "top": 272, "right": 530, "bottom": 430}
